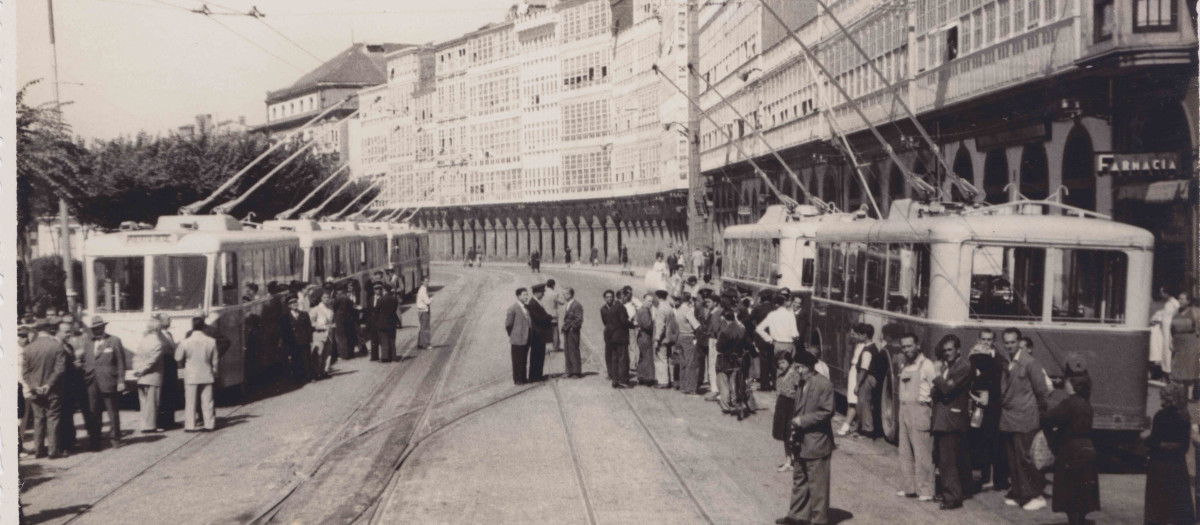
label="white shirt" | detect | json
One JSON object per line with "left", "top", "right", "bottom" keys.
{"left": 756, "top": 307, "right": 799, "bottom": 344}
{"left": 310, "top": 303, "right": 334, "bottom": 329}
{"left": 416, "top": 285, "right": 432, "bottom": 312}
{"left": 624, "top": 301, "right": 637, "bottom": 322}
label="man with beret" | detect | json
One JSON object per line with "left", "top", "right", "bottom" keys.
{"left": 778, "top": 348, "right": 835, "bottom": 525}
{"left": 371, "top": 283, "right": 401, "bottom": 363}
{"left": 24, "top": 318, "right": 68, "bottom": 458}
{"left": 525, "top": 283, "right": 554, "bottom": 381}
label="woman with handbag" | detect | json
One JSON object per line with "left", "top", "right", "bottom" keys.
{"left": 1040, "top": 375, "right": 1099, "bottom": 525}
{"left": 1143, "top": 383, "right": 1196, "bottom": 525}
{"left": 1170, "top": 289, "right": 1200, "bottom": 401}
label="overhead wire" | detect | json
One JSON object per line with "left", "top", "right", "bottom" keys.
{"left": 202, "top": 12, "right": 307, "bottom": 72}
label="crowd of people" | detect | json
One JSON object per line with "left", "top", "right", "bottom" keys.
{"left": 17, "top": 270, "right": 435, "bottom": 461}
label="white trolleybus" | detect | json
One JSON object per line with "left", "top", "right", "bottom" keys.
{"left": 801, "top": 199, "right": 1153, "bottom": 441}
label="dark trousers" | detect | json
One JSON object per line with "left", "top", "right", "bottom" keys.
{"left": 564, "top": 329, "right": 582, "bottom": 376}
{"left": 377, "top": 328, "right": 396, "bottom": 361}
{"left": 758, "top": 342, "right": 775, "bottom": 390}
{"left": 936, "top": 431, "right": 971, "bottom": 505}
{"left": 969, "top": 426, "right": 1008, "bottom": 489}
{"left": 89, "top": 389, "right": 122, "bottom": 440}
{"left": 1003, "top": 429, "right": 1044, "bottom": 504}
{"left": 29, "top": 394, "right": 62, "bottom": 456}
{"left": 511, "top": 344, "right": 529, "bottom": 384}
{"left": 62, "top": 372, "right": 101, "bottom": 449}
{"left": 552, "top": 321, "right": 560, "bottom": 351}
{"left": 606, "top": 341, "right": 629, "bottom": 384}
{"left": 788, "top": 455, "right": 831, "bottom": 525}
{"left": 418, "top": 311, "right": 431, "bottom": 348}
{"left": 856, "top": 376, "right": 877, "bottom": 435}
{"left": 333, "top": 327, "right": 353, "bottom": 359}
{"left": 528, "top": 338, "right": 546, "bottom": 381}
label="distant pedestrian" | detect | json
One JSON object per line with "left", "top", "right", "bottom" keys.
{"left": 622, "top": 288, "right": 640, "bottom": 374}
{"left": 371, "top": 283, "right": 401, "bottom": 362}
{"left": 704, "top": 297, "right": 726, "bottom": 402}
{"left": 646, "top": 253, "right": 668, "bottom": 291}
{"left": 666, "top": 251, "right": 678, "bottom": 277}
{"left": 600, "top": 289, "right": 632, "bottom": 388}
{"left": 777, "top": 349, "right": 834, "bottom": 525}
{"left": 133, "top": 319, "right": 166, "bottom": 433}
{"left": 715, "top": 307, "right": 746, "bottom": 416}
{"left": 87, "top": 316, "right": 127, "bottom": 445}
{"left": 1150, "top": 285, "right": 1181, "bottom": 379}
{"left": 896, "top": 332, "right": 936, "bottom": 501}
{"left": 1144, "top": 383, "right": 1196, "bottom": 525}
{"left": 565, "top": 246, "right": 573, "bottom": 268}
{"left": 635, "top": 293, "right": 658, "bottom": 385}
{"left": 177, "top": 316, "right": 219, "bottom": 432}
{"left": 526, "top": 283, "right": 553, "bottom": 381}
{"left": 590, "top": 246, "right": 599, "bottom": 266}
{"left": 24, "top": 319, "right": 68, "bottom": 458}
{"left": 932, "top": 335, "right": 972, "bottom": 510}
{"left": 562, "top": 288, "right": 584, "bottom": 378}
{"left": 692, "top": 247, "right": 704, "bottom": 276}
{"left": 1041, "top": 374, "right": 1099, "bottom": 525}
{"left": 416, "top": 277, "right": 433, "bottom": 350}
{"left": 749, "top": 291, "right": 776, "bottom": 390}
{"left": 332, "top": 286, "right": 355, "bottom": 360}
{"left": 999, "top": 327, "right": 1050, "bottom": 511}
{"left": 529, "top": 249, "right": 542, "bottom": 273}
{"left": 506, "top": 288, "right": 533, "bottom": 384}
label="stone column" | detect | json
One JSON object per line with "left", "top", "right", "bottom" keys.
{"left": 550, "top": 217, "right": 563, "bottom": 263}
{"left": 483, "top": 219, "right": 496, "bottom": 262}
{"left": 515, "top": 218, "right": 525, "bottom": 259}
{"left": 538, "top": 217, "right": 550, "bottom": 260}
{"left": 604, "top": 216, "right": 617, "bottom": 264}
{"left": 502, "top": 218, "right": 513, "bottom": 261}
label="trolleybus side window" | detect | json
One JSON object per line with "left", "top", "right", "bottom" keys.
{"left": 213, "top": 252, "right": 239, "bottom": 307}
{"left": 886, "top": 244, "right": 906, "bottom": 313}
{"left": 1050, "top": 249, "right": 1127, "bottom": 323}
{"left": 815, "top": 245, "right": 831, "bottom": 298}
{"left": 332, "top": 244, "right": 345, "bottom": 277}
{"left": 94, "top": 257, "right": 145, "bottom": 313}
{"left": 801, "top": 257, "right": 815, "bottom": 287}
{"left": 969, "top": 245, "right": 1044, "bottom": 321}
{"left": 865, "top": 243, "right": 887, "bottom": 309}
{"left": 830, "top": 244, "right": 846, "bottom": 301}
{"left": 846, "top": 243, "right": 865, "bottom": 305}
{"left": 152, "top": 255, "right": 206, "bottom": 311}
{"left": 313, "top": 246, "right": 326, "bottom": 282}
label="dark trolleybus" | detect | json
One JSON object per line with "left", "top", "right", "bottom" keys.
{"left": 807, "top": 200, "right": 1153, "bottom": 441}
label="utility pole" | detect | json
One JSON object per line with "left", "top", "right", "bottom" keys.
{"left": 682, "top": 0, "right": 707, "bottom": 251}
{"left": 48, "top": 0, "right": 77, "bottom": 314}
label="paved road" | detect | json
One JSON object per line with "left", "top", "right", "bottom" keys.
{"left": 19, "top": 262, "right": 1188, "bottom": 524}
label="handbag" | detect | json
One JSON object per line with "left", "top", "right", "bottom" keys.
{"left": 1032, "top": 430, "right": 1055, "bottom": 471}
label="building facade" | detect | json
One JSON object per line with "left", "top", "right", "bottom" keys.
{"left": 346, "top": 0, "right": 1196, "bottom": 282}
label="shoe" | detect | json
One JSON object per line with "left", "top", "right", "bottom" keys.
{"left": 1022, "top": 497, "right": 1046, "bottom": 511}
{"left": 184, "top": 429, "right": 198, "bottom": 433}
{"left": 932, "top": 494, "right": 944, "bottom": 503}
{"left": 897, "top": 491, "right": 917, "bottom": 498}
{"left": 917, "top": 496, "right": 934, "bottom": 502}
{"left": 48, "top": 451, "right": 69, "bottom": 459}
{"left": 774, "top": 518, "right": 802, "bottom": 525}
{"left": 939, "top": 502, "right": 962, "bottom": 510}
{"left": 380, "top": 359, "right": 392, "bottom": 363}
{"left": 704, "top": 393, "right": 719, "bottom": 401}
{"left": 1003, "top": 498, "right": 1019, "bottom": 507}
{"left": 776, "top": 462, "right": 793, "bottom": 472}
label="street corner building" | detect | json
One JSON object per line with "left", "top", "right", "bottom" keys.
{"left": 255, "top": 0, "right": 1198, "bottom": 280}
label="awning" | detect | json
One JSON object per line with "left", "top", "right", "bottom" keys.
{"left": 1115, "top": 179, "right": 1193, "bottom": 203}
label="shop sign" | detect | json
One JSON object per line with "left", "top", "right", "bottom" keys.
{"left": 1095, "top": 152, "right": 1180, "bottom": 178}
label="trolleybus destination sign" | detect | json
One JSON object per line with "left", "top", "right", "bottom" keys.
{"left": 1095, "top": 152, "right": 1180, "bottom": 178}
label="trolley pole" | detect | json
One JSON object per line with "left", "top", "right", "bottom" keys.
{"left": 682, "top": 0, "right": 707, "bottom": 251}
{"left": 48, "top": 0, "right": 78, "bottom": 314}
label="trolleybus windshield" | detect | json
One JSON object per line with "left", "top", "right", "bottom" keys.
{"left": 93, "top": 257, "right": 145, "bottom": 313}
{"left": 969, "top": 245, "right": 1128, "bottom": 324}
{"left": 152, "top": 255, "right": 207, "bottom": 311}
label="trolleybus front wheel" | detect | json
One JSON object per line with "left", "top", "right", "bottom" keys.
{"left": 880, "top": 366, "right": 899, "bottom": 444}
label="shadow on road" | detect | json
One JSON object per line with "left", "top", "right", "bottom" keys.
{"left": 18, "top": 464, "right": 54, "bottom": 492}
{"left": 828, "top": 508, "right": 854, "bottom": 524}
{"left": 22, "top": 503, "right": 92, "bottom": 524}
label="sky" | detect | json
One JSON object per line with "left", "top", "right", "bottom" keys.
{"left": 18, "top": 0, "right": 513, "bottom": 140}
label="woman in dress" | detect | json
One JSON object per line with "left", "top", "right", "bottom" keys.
{"left": 1171, "top": 290, "right": 1200, "bottom": 401}
{"left": 1040, "top": 374, "right": 1099, "bottom": 525}
{"left": 1144, "top": 383, "right": 1196, "bottom": 525}
{"left": 645, "top": 252, "right": 668, "bottom": 291}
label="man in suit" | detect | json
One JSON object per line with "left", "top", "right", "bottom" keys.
{"left": 505, "top": 288, "right": 533, "bottom": 384}
{"left": 561, "top": 288, "right": 585, "bottom": 378}
{"left": 152, "top": 314, "right": 180, "bottom": 430}
{"left": 544, "top": 279, "right": 562, "bottom": 352}
{"left": 56, "top": 318, "right": 100, "bottom": 451}
{"left": 999, "top": 327, "right": 1050, "bottom": 510}
{"left": 177, "top": 316, "right": 220, "bottom": 432}
{"left": 87, "top": 316, "right": 127, "bottom": 445}
{"left": 932, "top": 334, "right": 973, "bottom": 510}
{"left": 371, "top": 283, "right": 401, "bottom": 363}
{"left": 600, "top": 289, "right": 633, "bottom": 388}
{"left": 284, "top": 295, "right": 316, "bottom": 380}
{"left": 331, "top": 285, "right": 356, "bottom": 360}
{"left": 778, "top": 349, "right": 835, "bottom": 525}
{"left": 23, "top": 318, "right": 68, "bottom": 458}
{"left": 133, "top": 319, "right": 166, "bottom": 433}
{"left": 526, "top": 283, "right": 554, "bottom": 381}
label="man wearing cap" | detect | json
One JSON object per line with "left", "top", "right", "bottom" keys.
{"left": 526, "top": 283, "right": 554, "bottom": 381}
{"left": 24, "top": 318, "right": 68, "bottom": 458}
{"left": 134, "top": 319, "right": 167, "bottom": 433}
{"left": 506, "top": 287, "right": 533, "bottom": 384}
{"left": 778, "top": 349, "right": 835, "bottom": 525}
{"left": 177, "top": 315, "right": 220, "bottom": 431}
{"left": 87, "top": 316, "right": 127, "bottom": 444}
{"left": 371, "top": 283, "right": 401, "bottom": 363}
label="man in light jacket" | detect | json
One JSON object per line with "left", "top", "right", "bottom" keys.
{"left": 506, "top": 288, "right": 533, "bottom": 384}
{"left": 561, "top": 288, "right": 585, "bottom": 378}
{"left": 999, "top": 328, "right": 1050, "bottom": 511}
{"left": 176, "top": 316, "right": 220, "bottom": 432}
{"left": 133, "top": 319, "right": 166, "bottom": 433}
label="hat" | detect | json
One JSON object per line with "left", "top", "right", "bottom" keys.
{"left": 373, "top": 281, "right": 385, "bottom": 290}
{"left": 532, "top": 283, "right": 546, "bottom": 293}
{"left": 87, "top": 315, "right": 108, "bottom": 329}
{"left": 687, "top": 276, "right": 698, "bottom": 283}
{"left": 17, "top": 325, "right": 31, "bottom": 336}
{"left": 655, "top": 290, "right": 669, "bottom": 299}
{"left": 794, "top": 349, "right": 819, "bottom": 368}
{"left": 286, "top": 294, "right": 299, "bottom": 304}
{"left": 779, "top": 287, "right": 792, "bottom": 296}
